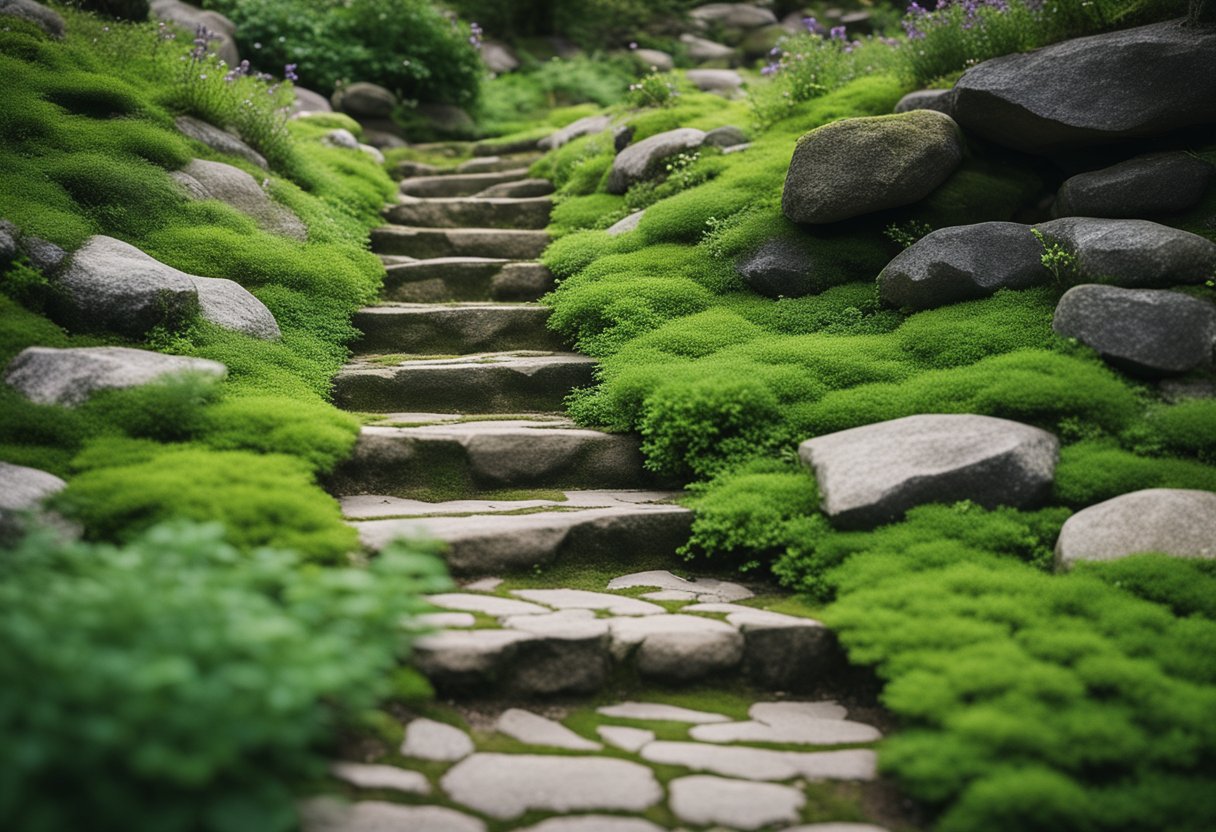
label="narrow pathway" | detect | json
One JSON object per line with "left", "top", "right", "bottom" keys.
{"left": 313, "top": 146, "right": 904, "bottom": 831}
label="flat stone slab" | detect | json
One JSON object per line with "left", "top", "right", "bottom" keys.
{"left": 440, "top": 754, "right": 663, "bottom": 820}
{"left": 597, "top": 702, "right": 731, "bottom": 724}
{"left": 496, "top": 708, "right": 601, "bottom": 750}
{"left": 515, "top": 818, "right": 663, "bottom": 832}
{"left": 380, "top": 258, "right": 554, "bottom": 303}
{"left": 608, "top": 569, "right": 754, "bottom": 602}
{"left": 328, "top": 761, "right": 430, "bottom": 794}
{"left": 352, "top": 302, "right": 562, "bottom": 354}
{"left": 751, "top": 700, "right": 849, "bottom": 722}
{"left": 399, "top": 169, "right": 532, "bottom": 198}
{"left": 800, "top": 414, "right": 1059, "bottom": 529}
{"left": 4, "top": 346, "right": 225, "bottom": 407}
{"left": 342, "top": 489, "right": 683, "bottom": 519}
{"left": 300, "top": 798, "right": 485, "bottom": 832}
{"left": 690, "top": 713, "right": 881, "bottom": 745}
{"left": 597, "top": 725, "right": 655, "bottom": 752}
{"left": 669, "top": 775, "right": 805, "bottom": 830}
{"left": 385, "top": 196, "right": 552, "bottom": 230}
{"left": 427, "top": 593, "right": 551, "bottom": 617}
{"left": 371, "top": 226, "right": 550, "bottom": 260}
{"left": 333, "top": 351, "right": 592, "bottom": 413}
{"left": 417, "top": 611, "right": 477, "bottom": 628}
{"left": 401, "top": 718, "right": 475, "bottom": 762}
{"left": 1056, "top": 488, "right": 1216, "bottom": 567}
{"left": 512, "top": 589, "right": 665, "bottom": 616}
{"left": 641, "top": 742, "right": 878, "bottom": 781}
{"left": 476, "top": 179, "right": 555, "bottom": 198}
{"left": 609, "top": 615, "right": 744, "bottom": 680}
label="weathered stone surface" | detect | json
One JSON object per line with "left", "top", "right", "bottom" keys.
{"left": 353, "top": 302, "right": 559, "bottom": 353}
{"left": 1054, "top": 152, "right": 1214, "bottom": 219}
{"left": 440, "top": 754, "right": 663, "bottom": 820}
{"left": 751, "top": 700, "right": 849, "bottom": 722}
{"left": 152, "top": 0, "right": 238, "bottom": 64}
{"left": 481, "top": 41, "right": 519, "bottom": 74}
{"left": 290, "top": 86, "right": 332, "bottom": 114}
{"left": 0, "top": 0, "right": 64, "bottom": 37}
{"left": 540, "top": 115, "right": 613, "bottom": 151}
{"left": 1035, "top": 218, "right": 1216, "bottom": 288}
{"left": 738, "top": 238, "right": 815, "bottom": 299}
{"left": 596, "top": 725, "right": 654, "bottom": 752}
{"left": 894, "top": 89, "right": 955, "bottom": 116}
{"left": 174, "top": 159, "right": 306, "bottom": 240}
{"left": 328, "top": 762, "right": 429, "bottom": 795}
{"left": 400, "top": 169, "right": 532, "bottom": 198}
{"left": 333, "top": 82, "right": 396, "bottom": 118}
{"left": 952, "top": 21, "right": 1216, "bottom": 152}
{"left": 597, "top": 702, "right": 730, "bottom": 723}
{"left": 0, "top": 462, "right": 67, "bottom": 543}
{"left": 416, "top": 611, "right": 476, "bottom": 628}
{"left": 4, "top": 346, "right": 225, "bottom": 407}
{"left": 21, "top": 236, "right": 66, "bottom": 275}
{"left": 642, "top": 742, "right": 878, "bottom": 781}
{"left": 192, "top": 274, "right": 281, "bottom": 339}
{"left": 476, "top": 178, "right": 555, "bottom": 199}
{"left": 687, "top": 603, "right": 838, "bottom": 688}
{"left": 680, "top": 33, "right": 736, "bottom": 62}
{"left": 632, "top": 48, "right": 674, "bottom": 72}
{"left": 689, "top": 710, "right": 880, "bottom": 745}
{"left": 175, "top": 116, "right": 268, "bottom": 169}
{"left": 704, "top": 125, "right": 749, "bottom": 148}
{"left": 427, "top": 592, "right": 550, "bottom": 618}
{"left": 300, "top": 798, "right": 484, "bottom": 832}
{"left": 516, "top": 818, "right": 662, "bottom": 832}
{"left": 605, "top": 211, "right": 645, "bottom": 236}
{"left": 690, "top": 3, "right": 779, "bottom": 28}
{"left": 496, "top": 709, "right": 601, "bottom": 750}
{"left": 1053, "top": 285, "right": 1216, "bottom": 377}
{"left": 686, "top": 69, "right": 743, "bottom": 96}
{"left": 800, "top": 414, "right": 1060, "bottom": 529}
{"left": 1056, "top": 489, "right": 1216, "bottom": 567}
{"left": 607, "top": 570, "right": 753, "bottom": 602}
{"left": 878, "top": 221, "right": 1049, "bottom": 310}
{"left": 370, "top": 227, "right": 550, "bottom": 260}
{"left": 385, "top": 196, "right": 551, "bottom": 230}
{"left": 418, "top": 103, "right": 475, "bottom": 136}
{"left": 609, "top": 615, "right": 744, "bottom": 680}
{"left": 669, "top": 775, "right": 805, "bottom": 831}
{"left": 783, "top": 111, "right": 963, "bottom": 224}
{"left": 323, "top": 128, "right": 359, "bottom": 150}
{"left": 514, "top": 589, "right": 663, "bottom": 617}
{"left": 401, "top": 718, "right": 475, "bottom": 762}
{"left": 607, "top": 128, "right": 706, "bottom": 194}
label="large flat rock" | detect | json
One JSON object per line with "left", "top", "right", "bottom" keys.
{"left": 800, "top": 414, "right": 1059, "bottom": 529}
{"left": 641, "top": 742, "right": 878, "bottom": 781}
{"left": 4, "top": 346, "right": 225, "bottom": 407}
{"left": 496, "top": 708, "right": 601, "bottom": 750}
{"left": 379, "top": 258, "right": 554, "bottom": 303}
{"left": 669, "top": 775, "right": 805, "bottom": 830}
{"left": 351, "top": 303, "right": 563, "bottom": 354}
{"left": 300, "top": 798, "right": 484, "bottom": 832}
{"left": 1056, "top": 488, "right": 1216, "bottom": 567}
{"left": 384, "top": 196, "right": 552, "bottom": 230}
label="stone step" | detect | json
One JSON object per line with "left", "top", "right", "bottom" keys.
{"left": 371, "top": 226, "right": 550, "bottom": 260}
{"left": 347, "top": 490, "right": 692, "bottom": 574}
{"left": 381, "top": 258, "right": 555, "bottom": 303}
{"left": 333, "top": 351, "right": 594, "bottom": 413}
{"left": 475, "top": 178, "right": 555, "bottom": 199}
{"left": 384, "top": 196, "right": 552, "bottom": 230}
{"left": 456, "top": 154, "right": 542, "bottom": 174}
{"left": 399, "top": 169, "right": 532, "bottom": 198}
{"left": 327, "top": 418, "right": 661, "bottom": 497}
{"left": 351, "top": 303, "right": 564, "bottom": 354}
{"left": 473, "top": 135, "right": 543, "bottom": 156}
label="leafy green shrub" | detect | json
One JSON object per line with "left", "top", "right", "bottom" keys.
{"left": 445, "top": 0, "right": 695, "bottom": 46}
{"left": 0, "top": 522, "right": 449, "bottom": 832}
{"left": 1054, "top": 441, "right": 1216, "bottom": 507}
{"left": 200, "top": 395, "right": 360, "bottom": 474}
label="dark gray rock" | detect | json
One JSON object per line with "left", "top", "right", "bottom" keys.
{"left": 1034, "top": 217, "right": 1216, "bottom": 288}
{"left": 607, "top": 128, "right": 706, "bottom": 194}
{"left": 782, "top": 111, "right": 963, "bottom": 224}
{"left": 172, "top": 158, "right": 307, "bottom": 241}
{"left": 704, "top": 125, "right": 748, "bottom": 149}
{"left": 952, "top": 21, "right": 1216, "bottom": 153}
{"left": 1056, "top": 489, "right": 1216, "bottom": 568}
{"left": 800, "top": 414, "right": 1059, "bottom": 529}
{"left": 150, "top": 0, "right": 238, "bottom": 65}
{"left": 539, "top": 115, "right": 612, "bottom": 151}
{"left": 21, "top": 236, "right": 66, "bottom": 275}
{"left": 1054, "top": 152, "right": 1214, "bottom": 218}
{"left": 1052, "top": 284, "right": 1216, "bottom": 377}
{"left": 175, "top": 116, "right": 268, "bottom": 170}
{"left": 894, "top": 89, "right": 955, "bottom": 116}
{"left": 0, "top": 221, "right": 17, "bottom": 268}
{"left": 0, "top": 461, "right": 67, "bottom": 545}
{"left": 613, "top": 125, "right": 634, "bottom": 153}
{"left": 737, "top": 238, "right": 815, "bottom": 299}
{"left": 878, "top": 221, "right": 1049, "bottom": 310}
{"left": 333, "top": 82, "right": 396, "bottom": 119}
{"left": 0, "top": 0, "right": 64, "bottom": 38}
{"left": 4, "top": 346, "right": 226, "bottom": 407}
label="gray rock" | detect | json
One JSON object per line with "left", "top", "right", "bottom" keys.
{"left": 401, "top": 718, "right": 475, "bottom": 762}
{"left": 516, "top": 818, "right": 662, "bottom": 832}
{"left": 290, "top": 86, "right": 332, "bottom": 114}
{"left": 175, "top": 116, "right": 268, "bottom": 170}
{"left": 0, "top": 461, "right": 67, "bottom": 543}
{"left": 440, "top": 754, "right": 663, "bottom": 820}
{"left": 686, "top": 69, "right": 743, "bottom": 96}
{"left": 783, "top": 111, "right": 963, "bottom": 224}
{"left": 414, "top": 627, "right": 611, "bottom": 696}
{"left": 740, "top": 24, "right": 790, "bottom": 61}
{"left": 1034, "top": 217, "right": 1216, "bottom": 288}
{"left": 609, "top": 614, "right": 744, "bottom": 680}
{"left": 476, "top": 179, "right": 554, "bottom": 199}
{"left": 704, "top": 125, "right": 748, "bottom": 149}
{"left": 641, "top": 742, "right": 878, "bottom": 781}
{"left": 894, "top": 89, "right": 955, "bottom": 116}
{"left": 4, "top": 346, "right": 225, "bottom": 407}
{"left": 1054, "top": 152, "right": 1214, "bottom": 219}
{"left": 596, "top": 702, "right": 730, "bottom": 723}
{"left": 333, "top": 82, "right": 396, "bottom": 118}
{"left": 878, "top": 221, "right": 1049, "bottom": 310}
{"left": 632, "top": 48, "right": 674, "bottom": 72}
{"left": 21, "top": 236, "right": 66, "bottom": 275}
{"left": 1057, "top": 489, "right": 1216, "bottom": 567}
{"left": 1053, "top": 285, "right": 1216, "bottom": 377}
{"left": 613, "top": 125, "right": 635, "bottom": 152}
{"left": 151, "top": 0, "right": 238, "bottom": 65}
{"left": 496, "top": 709, "right": 601, "bottom": 750}
{"left": 417, "top": 103, "right": 475, "bottom": 135}
{"left": 738, "top": 238, "right": 815, "bottom": 299}
{"left": 539, "top": 114, "right": 613, "bottom": 151}
{"left": 191, "top": 274, "right": 281, "bottom": 340}
{"left": 300, "top": 798, "right": 485, "bottom": 832}
{"left": 669, "top": 775, "right": 805, "bottom": 831}
{"left": 605, "top": 211, "right": 645, "bottom": 236}
{"left": 173, "top": 159, "right": 306, "bottom": 241}
{"left": 607, "top": 569, "right": 753, "bottom": 603}
{"left": 416, "top": 611, "right": 476, "bottom": 628}
{"left": 481, "top": 41, "right": 519, "bottom": 74}
{"left": 596, "top": 725, "right": 654, "bottom": 752}
{"left": 800, "top": 414, "right": 1059, "bottom": 529}
{"left": 0, "top": 0, "right": 64, "bottom": 37}
{"left": 427, "top": 592, "right": 551, "bottom": 618}
{"left": 785, "top": 826, "right": 891, "bottom": 832}
{"left": 680, "top": 33, "right": 736, "bottom": 62}
{"left": 952, "top": 20, "right": 1216, "bottom": 153}
{"left": 512, "top": 589, "right": 664, "bottom": 616}
{"left": 328, "top": 762, "right": 429, "bottom": 795}
{"left": 689, "top": 3, "right": 779, "bottom": 29}
{"left": 607, "top": 128, "right": 706, "bottom": 194}
{"left": 323, "top": 128, "right": 360, "bottom": 150}
{"left": 689, "top": 711, "right": 880, "bottom": 745}
{"left": 0, "top": 220, "right": 17, "bottom": 266}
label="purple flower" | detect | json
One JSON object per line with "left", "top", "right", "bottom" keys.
{"left": 829, "top": 25, "right": 847, "bottom": 41}
{"left": 802, "top": 16, "right": 821, "bottom": 33}
{"left": 284, "top": 63, "right": 299, "bottom": 82}
{"left": 629, "top": 41, "right": 638, "bottom": 49}
{"left": 761, "top": 61, "right": 780, "bottom": 75}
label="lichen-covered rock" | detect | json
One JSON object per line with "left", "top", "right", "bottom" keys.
{"left": 878, "top": 221, "right": 1048, "bottom": 310}
{"left": 0, "top": 0, "right": 64, "bottom": 38}
{"left": 800, "top": 414, "right": 1059, "bottom": 529}
{"left": 894, "top": 89, "right": 955, "bottom": 116}
{"left": 1034, "top": 217, "right": 1216, "bottom": 288}
{"left": 4, "top": 346, "right": 225, "bottom": 407}
{"left": 952, "top": 20, "right": 1216, "bottom": 152}
{"left": 782, "top": 111, "right": 963, "bottom": 224}
{"left": 737, "top": 238, "right": 815, "bottom": 299}
{"left": 332, "top": 82, "right": 396, "bottom": 118}
{"left": 607, "top": 128, "right": 706, "bottom": 194}
{"left": 1052, "top": 285, "right": 1216, "bottom": 377}
{"left": 1053, "top": 152, "right": 1214, "bottom": 219}
{"left": 175, "top": 116, "right": 268, "bottom": 170}
{"left": 1056, "top": 489, "right": 1216, "bottom": 567}
{"left": 173, "top": 159, "right": 306, "bottom": 241}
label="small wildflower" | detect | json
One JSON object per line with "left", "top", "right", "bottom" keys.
{"left": 829, "top": 25, "right": 847, "bottom": 41}
{"left": 284, "top": 63, "right": 299, "bottom": 82}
